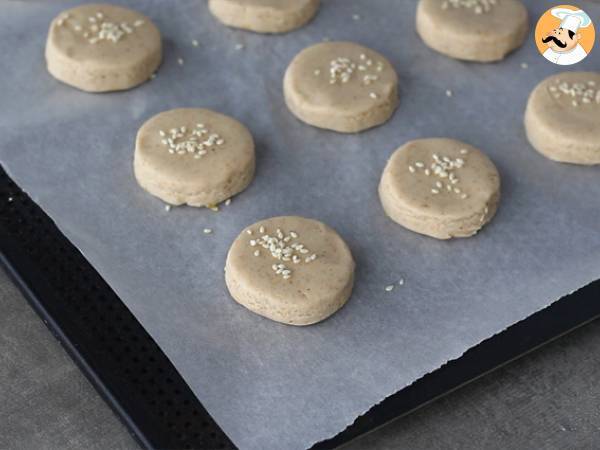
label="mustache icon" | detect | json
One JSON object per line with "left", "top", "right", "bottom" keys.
{"left": 542, "top": 35, "right": 567, "bottom": 48}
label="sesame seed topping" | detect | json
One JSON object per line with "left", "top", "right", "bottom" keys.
{"left": 442, "top": 0, "right": 497, "bottom": 13}
{"left": 203, "top": 228, "right": 212, "bottom": 234}
{"left": 158, "top": 122, "right": 224, "bottom": 160}
{"left": 71, "top": 13, "right": 144, "bottom": 44}
{"left": 164, "top": 204, "right": 171, "bottom": 212}
{"left": 192, "top": 39, "right": 199, "bottom": 47}
{"left": 520, "top": 62, "right": 528, "bottom": 69}
{"left": 445, "top": 89, "right": 453, "bottom": 97}
{"left": 314, "top": 69, "right": 321, "bottom": 76}
{"left": 385, "top": 285, "right": 395, "bottom": 292}
{"left": 398, "top": 278, "right": 405, "bottom": 286}
{"left": 235, "top": 43, "right": 245, "bottom": 50}
{"left": 551, "top": 79, "right": 600, "bottom": 106}
{"left": 369, "top": 92, "right": 378, "bottom": 99}
{"left": 352, "top": 14, "right": 361, "bottom": 20}
{"left": 247, "top": 226, "right": 318, "bottom": 280}
{"left": 410, "top": 151, "right": 469, "bottom": 199}
{"left": 323, "top": 54, "right": 385, "bottom": 87}
{"left": 225, "top": 198, "right": 231, "bottom": 206}
{"left": 177, "top": 58, "right": 184, "bottom": 65}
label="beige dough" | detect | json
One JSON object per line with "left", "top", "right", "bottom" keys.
{"left": 525, "top": 72, "right": 600, "bottom": 165}
{"left": 379, "top": 138, "right": 501, "bottom": 239}
{"left": 416, "top": 0, "right": 528, "bottom": 62}
{"left": 134, "top": 108, "right": 255, "bottom": 207}
{"left": 225, "top": 216, "right": 355, "bottom": 326}
{"left": 284, "top": 41, "right": 399, "bottom": 133}
{"left": 208, "top": 0, "right": 319, "bottom": 33}
{"left": 45, "top": 4, "right": 161, "bottom": 92}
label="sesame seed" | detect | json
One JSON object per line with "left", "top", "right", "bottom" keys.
{"left": 254, "top": 250, "right": 260, "bottom": 256}
{"left": 460, "top": 149, "right": 468, "bottom": 155}
{"left": 385, "top": 285, "right": 394, "bottom": 292}
{"left": 177, "top": 58, "right": 184, "bottom": 65}
{"left": 259, "top": 226, "right": 265, "bottom": 233}
{"left": 164, "top": 204, "right": 171, "bottom": 212}
{"left": 224, "top": 198, "right": 231, "bottom": 206}
{"left": 203, "top": 228, "right": 212, "bottom": 234}
{"left": 235, "top": 43, "right": 245, "bottom": 50}
{"left": 409, "top": 165, "right": 416, "bottom": 173}
{"left": 445, "top": 89, "right": 453, "bottom": 97}
{"left": 246, "top": 229, "right": 252, "bottom": 235}
{"left": 398, "top": 278, "right": 405, "bottom": 286}
{"left": 370, "top": 92, "right": 378, "bottom": 99}
{"left": 520, "top": 62, "right": 528, "bottom": 69}
{"left": 352, "top": 13, "right": 361, "bottom": 20}
{"left": 192, "top": 39, "right": 199, "bottom": 47}
{"left": 314, "top": 69, "right": 321, "bottom": 76}
{"left": 415, "top": 161, "right": 425, "bottom": 168}
{"left": 431, "top": 189, "right": 440, "bottom": 194}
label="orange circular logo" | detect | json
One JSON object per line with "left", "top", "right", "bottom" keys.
{"left": 535, "top": 5, "right": 595, "bottom": 65}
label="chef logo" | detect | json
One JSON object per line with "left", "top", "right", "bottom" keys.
{"left": 535, "top": 5, "right": 595, "bottom": 65}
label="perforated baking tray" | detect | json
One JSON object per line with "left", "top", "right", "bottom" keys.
{"left": 2, "top": 165, "right": 599, "bottom": 449}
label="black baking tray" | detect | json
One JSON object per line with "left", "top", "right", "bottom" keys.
{"left": 1, "top": 164, "right": 599, "bottom": 450}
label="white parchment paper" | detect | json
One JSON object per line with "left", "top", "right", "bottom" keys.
{"left": 1, "top": 1, "right": 599, "bottom": 449}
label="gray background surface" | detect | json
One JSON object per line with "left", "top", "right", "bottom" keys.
{"left": 2, "top": 268, "right": 600, "bottom": 450}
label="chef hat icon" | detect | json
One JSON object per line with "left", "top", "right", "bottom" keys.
{"left": 551, "top": 8, "right": 592, "bottom": 33}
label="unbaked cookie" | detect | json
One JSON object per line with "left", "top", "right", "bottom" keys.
{"left": 134, "top": 108, "right": 255, "bottom": 207}
{"left": 525, "top": 72, "right": 600, "bottom": 165}
{"left": 225, "top": 216, "right": 355, "bottom": 326}
{"left": 416, "top": 0, "right": 528, "bottom": 62}
{"left": 45, "top": 4, "right": 162, "bottom": 92}
{"left": 284, "top": 41, "right": 399, "bottom": 133}
{"left": 208, "top": 0, "right": 319, "bottom": 34}
{"left": 379, "top": 138, "right": 501, "bottom": 239}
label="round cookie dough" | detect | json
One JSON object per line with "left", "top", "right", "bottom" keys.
{"left": 208, "top": 0, "right": 319, "bottom": 34}
{"left": 379, "top": 138, "right": 501, "bottom": 240}
{"left": 284, "top": 41, "right": 399, "bottom": 133}
{"left": 225, "top": 216, "right": 355, "bottom": 326}
{"left": 134, "top": 108, "right": 255, "bottom": 207}
{"left": 416, "top": 0, "right": 528, "bottom": 62}
{"left": 45, "top": 4, "right": 162, "bottom": 92}
{"left": 525, "top": 72, "right": 600, "bottom": 165}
